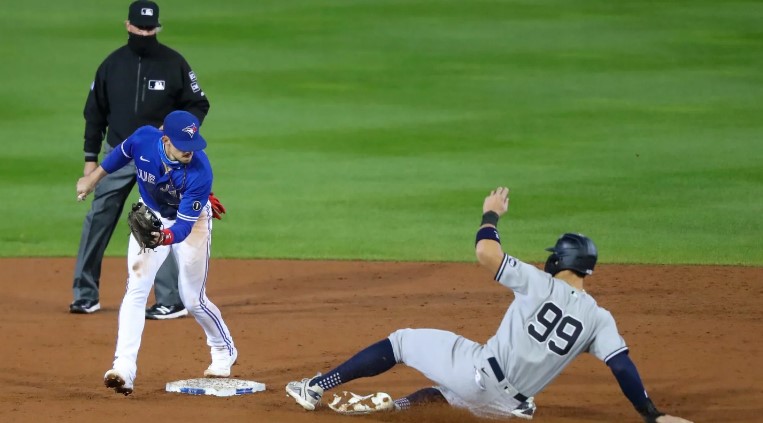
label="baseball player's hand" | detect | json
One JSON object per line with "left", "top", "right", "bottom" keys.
{"left": 483, "top": 187, "right": 509, "bottom": 217}
{"left": 209, "top": 192, "right": 226, "bottom": 220}
{"left": 656, "top": 415, "right": 693, "bottom": 423}
{"left": 76, "top": 166, "right": 107, "bottom": 201}
{"left": 76, "top": 176, "right": 96, "bottom": 201}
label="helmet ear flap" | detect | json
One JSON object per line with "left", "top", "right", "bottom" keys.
{"left": 544, "top": 253, "right": 560, "bottom": 276}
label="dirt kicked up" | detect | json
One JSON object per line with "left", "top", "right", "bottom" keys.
{"left": 1, "top": 258, "right": 761, "bottom": 422}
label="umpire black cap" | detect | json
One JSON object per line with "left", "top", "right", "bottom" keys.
{"left": 128, "top": 1, "right": 161, "bottom": 28}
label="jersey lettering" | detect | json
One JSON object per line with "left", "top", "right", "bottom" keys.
{"left": 136, "top": 169, "right": 156, "bottom": 184}
{"left": 527, "top": 302, "right": 583, "bottom": 356}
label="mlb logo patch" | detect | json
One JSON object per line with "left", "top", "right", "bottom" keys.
{"left": 141, "top": 8, "right": 154, "bottom": 16}
{"left": 148, "top": 80, "right": 165, "bottom": 90}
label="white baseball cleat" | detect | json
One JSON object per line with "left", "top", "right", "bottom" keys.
{"left": 204, "top": 346, "right": 238, "bottom": 377}
{"left": 104, "top": 368, "right": 134, "bottom": 396}
{"left": 328, "top": 391, "right": 394, "bottom": 415}
{"left": 285, "top": 375, "right": 324, "bottom": 411}
{"left": 510, "top": 397, "right": 536, "bottom": 420}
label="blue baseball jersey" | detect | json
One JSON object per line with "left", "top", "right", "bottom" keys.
{"left": 101, "top": 125, "right": 212, "bottom": 244}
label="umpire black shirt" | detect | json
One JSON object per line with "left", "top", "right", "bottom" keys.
{"left": 83, "top": 38, "right": 210, "bottom": 162}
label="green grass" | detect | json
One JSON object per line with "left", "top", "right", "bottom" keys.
{"left": 0, "top": 0, "right": 761, "bottom": 264}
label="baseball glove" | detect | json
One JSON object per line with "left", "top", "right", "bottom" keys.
{"left": 209, "top": 192, "right": 226, "bottom": 220}
{"left": 127, "top": 202, "right": 163, "bottom": 252}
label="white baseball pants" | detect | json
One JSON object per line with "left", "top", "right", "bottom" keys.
{"left": 111, "top": 202, "right": 235, "bottom": 383}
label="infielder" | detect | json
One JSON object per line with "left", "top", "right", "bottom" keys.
{"left": 286, "top": 187, "right": 693, "bottom": 423}
{"left": 76, "top": 110, "right": 237, "bottom": 395}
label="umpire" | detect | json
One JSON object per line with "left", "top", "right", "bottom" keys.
{"left": 70, "top": 0, "right": 210, "bottom": 319}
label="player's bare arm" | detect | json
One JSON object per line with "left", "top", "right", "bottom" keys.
{"left": 83, "top": 161, "right": 98, "bottom": 177}
{"left": 76, "top": 166, "right": 108, "bottom": 201}
{"left": 475, "top": 187, "right": 509, "bottom": 273}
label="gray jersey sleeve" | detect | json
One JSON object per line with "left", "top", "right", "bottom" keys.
{"left": 495, "top": 254, "right": 553, "bottom": 298}
{"left": 587, "top": 308, "right": 628, "bottom": 363}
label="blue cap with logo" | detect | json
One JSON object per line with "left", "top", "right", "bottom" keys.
{"left": 162, "top": 111, "right": 207, "bottom": 152}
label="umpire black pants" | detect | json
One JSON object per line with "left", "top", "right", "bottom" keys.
{"left": 71, "top": 156, "right": 180, "bottom": 306}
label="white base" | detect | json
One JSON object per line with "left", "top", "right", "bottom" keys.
{"left": 166, "top": 378, "right": 266, "bottom": 397}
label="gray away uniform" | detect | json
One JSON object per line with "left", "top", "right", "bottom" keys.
{"left": 388, "top": 254, "right": 627, "bottom": 418}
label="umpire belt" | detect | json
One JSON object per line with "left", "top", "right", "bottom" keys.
{"left": 487, "top": 357, "right": 528, "bottom": 403}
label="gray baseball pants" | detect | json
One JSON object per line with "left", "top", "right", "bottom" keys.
{"left": 388, "top": 328, "right": 523, "bottom": 418}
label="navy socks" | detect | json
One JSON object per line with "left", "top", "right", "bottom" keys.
{"left": 311, "top": 338, "right": 397, "bottom": 391}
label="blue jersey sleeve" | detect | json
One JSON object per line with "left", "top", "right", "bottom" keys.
{"left": 101, "top": 137, "right": 134, "bottom": 173}
{"left": 101, "top": 126, "right": 154, "bottom": 173}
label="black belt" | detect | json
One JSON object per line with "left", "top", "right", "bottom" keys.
{"left": 487, "top": 357, "right": 528, "bottom": 403}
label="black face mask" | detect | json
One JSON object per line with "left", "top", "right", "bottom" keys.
{"left": 127, "top": 33, "right": 158, "bottom": 56}
{"left": 544, "top": 253, "right": 560, "bottom": 276}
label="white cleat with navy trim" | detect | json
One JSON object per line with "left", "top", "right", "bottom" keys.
{"left": 285, "top": 375, "right": 324, "bottom": 411}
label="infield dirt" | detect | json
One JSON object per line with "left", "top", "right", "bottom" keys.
{"left": 1, "top": 258, "right": 760, "bottom": 422}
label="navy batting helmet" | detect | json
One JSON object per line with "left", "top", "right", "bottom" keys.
{"left": 543, "top": 233, "right": 598, "bottom": 277}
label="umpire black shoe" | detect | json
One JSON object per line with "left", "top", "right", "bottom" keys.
{"left": 69, "top": 299, "right": 101, "bottom": 314}
{"left": 145, "top": 303, "right": 188, "bottom": 320}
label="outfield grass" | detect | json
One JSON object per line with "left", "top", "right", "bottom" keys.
{"left": 0, "top": 1, "right": 761, "bottom": 264}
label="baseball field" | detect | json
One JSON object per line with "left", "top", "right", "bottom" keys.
{"left": 1, "top": 1, "right": 761, "bottom": 422}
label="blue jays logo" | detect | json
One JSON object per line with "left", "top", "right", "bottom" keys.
{"left": 182, "top": 123, "right": 198, "bottom": 138}
{"left": 159, "top": 183, "right": 179, "bottom": 201}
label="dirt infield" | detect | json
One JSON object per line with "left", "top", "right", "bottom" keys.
{"left": 1, "top": 258, "right": 761, "bottom": 422}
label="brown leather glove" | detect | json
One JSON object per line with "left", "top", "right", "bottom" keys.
{"left": 127, "top": 203, "right": 163, "bottom": 251}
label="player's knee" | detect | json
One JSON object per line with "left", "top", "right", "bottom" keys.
{"left": 179, "top": 294, "right": 201, "bottom": 311}
{"left": 124, "top": 281, "right": 151, "bottom": 300}
{"left": 388, "top": 328, "right": 415, "bottom": 364}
